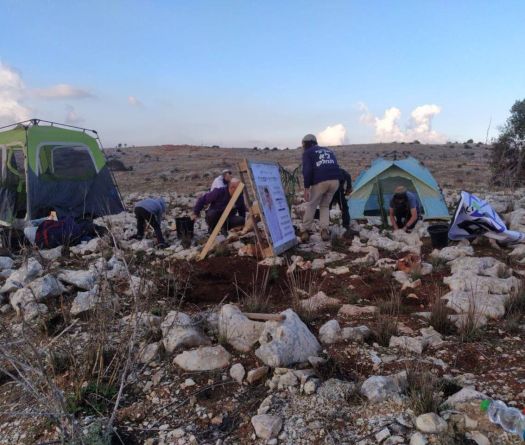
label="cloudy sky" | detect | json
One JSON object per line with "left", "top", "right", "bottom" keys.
{"left": 1, "top": 0, "right": 524, "bottom": 147}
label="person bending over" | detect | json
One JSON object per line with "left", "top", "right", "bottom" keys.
{"left": 132, "top": 197, "right": 168, "bottom": 248}
{"left": 193, "top": 178, "right": 245, "bottom": 233}
{"left": 389, "top": 186, "right": 421, "bottom": 232}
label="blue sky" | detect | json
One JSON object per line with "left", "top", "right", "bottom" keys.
{"left": 1, "top": 0, "right": 524, "bottom": 147}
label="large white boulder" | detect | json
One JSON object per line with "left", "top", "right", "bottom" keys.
{"left": 161, "top": 311, "right": 211, "bottom": 353}
{"left": 218, "top": 304, "right": 264, "bottom": 352}
{"left": 255, "top": 309, "right": 321, "bottom": 367}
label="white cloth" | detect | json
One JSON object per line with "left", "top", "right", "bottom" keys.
{"left": 211, "top": 175, "right": 227, "bottom": 191}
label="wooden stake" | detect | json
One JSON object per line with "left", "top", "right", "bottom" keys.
{"left": 198, "top": 183, "right": 245, "bottom": 261}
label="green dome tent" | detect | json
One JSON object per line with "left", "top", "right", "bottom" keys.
{"left": 348, "top": 156, "right": 450, "bottom": 225}
{"left": 0, "top": 119, "right": 124, "bottom": 226}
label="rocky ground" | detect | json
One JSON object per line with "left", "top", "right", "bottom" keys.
{"left": 0, "top": 145, "right": 524, "bottom": 445}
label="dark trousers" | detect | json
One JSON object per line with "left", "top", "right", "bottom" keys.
{"left": 329, "top": 187, "right": 350, "bottom": 229}
{"left": 205, "top": 209, "right": 244, "bottom": 234}
{"left": 135, "top": 207, "right": 165, "bottom": 243}
{"left": 394, "top": 208, "right": 417, "bottom": 230}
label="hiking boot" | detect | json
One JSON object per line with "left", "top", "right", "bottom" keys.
{"left": 299, "top": 231, "right": 310, "bottom": 243}
{"left": 321, "top": 229, "right": 331, "bottom": 241}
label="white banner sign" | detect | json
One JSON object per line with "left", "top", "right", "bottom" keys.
{"left": 249, "top": 161, "right": 297, "bottom": 255}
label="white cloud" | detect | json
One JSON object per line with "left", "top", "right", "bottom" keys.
{"left": 33, "top": 83, "right": 93, "bottom": 99}
{"left": 0, "top": 61, "right": 31, "bottom": 124}
{"left": 128, "top": 95, "right": 143, "bottom": 107}
{"left": 316, "top": 123, "right": 347, "bottom": 146}
{"left": 65, "top": 105, "right": 83, "bottom": 125}
{"left": 359, "top": 103, "right": 445, "bottom": 143}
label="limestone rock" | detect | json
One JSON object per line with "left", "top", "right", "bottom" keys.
{"left": 318, "top": 378, "right": 356, "bottom": 404}
{"left": 338, "top": 304, "right": 378, "bottom": 317}
{"left": 1, "top": 258, "right": 43, "bottom": 294}
{"left": 409, "top": 432, "right": 427, "bottom": 445}
{"left": 246, "top": 366, "right": 269, "bottom": 384}
{"left": 251, "top": 414, "right": 282, "bottom": 440}
{"left": 173, "top": 346, "right": 231, "bottom": 371}
{"left": 444, "top": 387, "right": 485, "bottom": 408}
{"left": 299, "top": 291, "right": 341, "bottom": 312}
{"left": 341, "top": 325, "right": 372, "bottom": 342}
{"left": 431, "top": 244, "right": 473, "bottom": 262}
{"left": 218, "top": 304, "right": 264, "bottom": 352}
{"left": 255, "top": 309, "right": 321, "bottom": 367}
{"left": 0, "top": 257, "right": 14, "bottom": 271}
{"left": 139, "top": 342, "right": 160, "bottom": 364}
{"left": 229, "top": 363, "right": 245, "bottom": 384}
{"left": 70, "top": 286, "right": 118, "bottom": 316}
{"left": 161, "top": 311, "right": 211, "bottom": 353}
{"left": 58, "top": 269, "right": 97, "bottom": 290}
{"left": 28, "top": 275, "right": 65, "bottom": 300}
{"left": 10, "top": 288, "right": 36, "bottom": 315}
{"left": 389, "top": 335, "right": 425, "bottom": 354}
{"left": 415, "top": 413, "right": 447, "bottom": 434}
{"left": 319, "top": 319, "right": 342, "bottom": 344}
{"left": 360, "top": 372, "right": 407, "bottom": 403}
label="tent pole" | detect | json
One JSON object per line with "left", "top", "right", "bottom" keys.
{"left": 375, "top": 177, "right": 387, "bottom": 227}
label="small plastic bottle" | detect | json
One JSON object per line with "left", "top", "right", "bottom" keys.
{"left": 480, "top": 399, "right": 525, "bottom": 440}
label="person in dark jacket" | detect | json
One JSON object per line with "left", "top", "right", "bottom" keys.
{"left": 192, "top": 178, "right": 245, "bottom": 233}
{"left": 131, "top": 198, "right": 168, "bottom": 247}
{"left": 300, "top": 134, "right": 341, "bottom": 242}
{"left": 328, "top": 168, "right": 353, "bottom": 230}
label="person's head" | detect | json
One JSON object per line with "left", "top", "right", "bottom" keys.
{"left": 228, "top": 178, "right": 241, "bottom": 196}
{"left": 222, "top": 169, "right": 233, "bottom": 183}
{"left": 392, "top": 186, "right": 408, "bottom": 204}
{"left": 302, "top": 134, "right": 317, "bottom": 150}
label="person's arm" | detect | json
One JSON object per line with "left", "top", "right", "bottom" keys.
{"left": 405, "top": 208, "right": 418, "bottom": 231}
{"left": 389, "top": 208, "right": 398, "bottom": 230}
{"left": 193, "top": 190, "right": 216, "bottom": 218}
{"left": 302, "top": 151, "right": 313, "bottom": 201}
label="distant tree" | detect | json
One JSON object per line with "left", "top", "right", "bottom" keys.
{"left": 124, "top": 143, "right": 127, "bottom": 148}
{"left": 118, "top": 143, "right": 122, "bottom": 148}
{"left": 466, "top": 138, "right": 474, "bottom": 144}
{"left": 271, "top": 147, "right": 278, "bottom": 151}
{"left": 491, "top": 98, "right": 525, "bottom": 187}
{"left": 264, "top": 147, "right": 269, "bottom": 151}
{"left": 412, "top": 140, "right": 420, "bottom": 144}
{"left": 253, "top": 146, "right": 258, "bottom": 150}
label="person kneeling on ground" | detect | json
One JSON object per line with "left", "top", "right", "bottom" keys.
{"left": 192, "top": 178, "right": 245, "bottom": 233}
{"left": 300, "top": 134, "right": 341, "bottom": 242}
{"left": 31, "top": 207, "right": 107, "bottom": 249}
{"left": 389, "top": 186, "right": 421, "bottom": 232}
{"left": 210, "top": 169, "right": 233, "bottom": 191}
{"left": 131, "top": 198, "right": 168, "bottom": 248}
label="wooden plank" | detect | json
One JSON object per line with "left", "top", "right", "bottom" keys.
{"left": 198, "top": 182, "right": 245, "bottom": 261}
{"left": 243, "top": 312, "right": 286, "bottom": 322}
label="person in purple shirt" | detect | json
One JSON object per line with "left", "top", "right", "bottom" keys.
{"left": 192, "top": 178, "right": 246, "bottom": 233}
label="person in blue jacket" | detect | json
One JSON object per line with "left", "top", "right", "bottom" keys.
{"left": 300, "top": 134, "right": 341, "bottom": 242}
{"left": 131, "top": 197, "right": 168, "bottom": 247}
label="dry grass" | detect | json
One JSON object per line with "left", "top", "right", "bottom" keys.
{"left": 457, "top": 291, "right": 485, "bottom": 342}
{"left": 373, "top": 287, "right": 400, "bottom": 346}
{"left": 429, "top": 286, "right": 456, "bottom": 335}
{"left": 405, "top": 366, "right": 444, "bottom": 415}
{"left": 285, "top": 266, "right": 321, "bottom": 322}
{"left": 235, "top": 266, "right": 271, "bottom": 313}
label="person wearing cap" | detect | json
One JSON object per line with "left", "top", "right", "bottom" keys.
{"left": 130, "top": 197, "right": 168, "bottom": 248}
{"left": 192, "top": 178, "right": 246, "bottom": 233}
{"left": 210, "top": 169, "right": 233, "bottom": 191}
{"left": 300, "top": 134, "right": 341, "bottom": 242}
{"left": 389, "top": 186, "right": 421, "bottom": 232}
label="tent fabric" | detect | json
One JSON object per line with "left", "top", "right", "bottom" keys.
{"left": 0, "top": 122, "right": 124, "bottom": 226}
{"left": 349, "top": 157, "right": 450, "bottom": 221}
